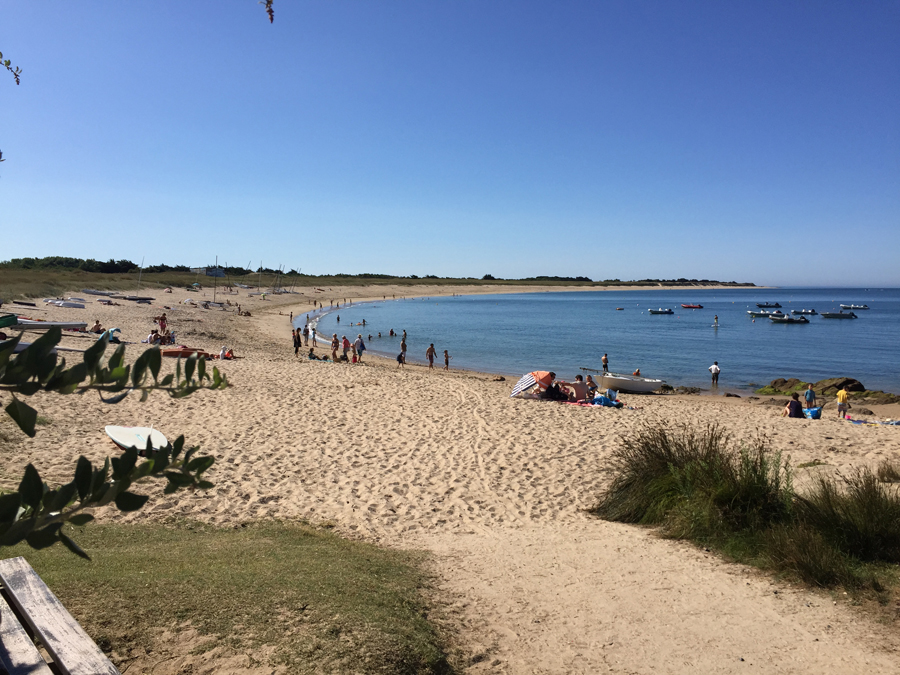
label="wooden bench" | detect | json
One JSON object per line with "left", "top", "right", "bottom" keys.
{"left": 0, "top": 556, "right": 120, "bottom": 675}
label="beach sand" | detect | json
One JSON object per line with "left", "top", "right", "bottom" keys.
{"left": 4, "top": 284, "right": 900, "bottom": 673}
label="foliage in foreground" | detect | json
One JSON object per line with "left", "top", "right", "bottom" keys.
{"left": 0, "top": 328, "right": 225, "bottom": 556}
{"left": 592, "top": 425, "right": 900, "bottom": 593}
{"left": 11, "top": 521, "right": 453, "bottom": 674}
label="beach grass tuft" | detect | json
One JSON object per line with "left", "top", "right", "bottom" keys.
{"left": 592, "top": 425, "right": 900, "bottom": 596}
{"left": 8, "top": 520, "right": 454, "bottom": 674}
{"left": 876, "top": 459, "right": 900, "bottom": 483}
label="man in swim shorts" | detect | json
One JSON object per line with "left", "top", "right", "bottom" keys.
{"left": 426, "top": 344, "right": 436, "bottom": 369}
{"left": 602, "top": 354, "right": 609, "bottom": 373}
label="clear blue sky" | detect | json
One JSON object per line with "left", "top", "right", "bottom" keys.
{"left": 2, "top": 1, "right": 898, "bottom": 285}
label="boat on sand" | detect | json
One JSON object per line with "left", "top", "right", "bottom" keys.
{"left": 598, "top": 372, "right": 665, "bottom": 394}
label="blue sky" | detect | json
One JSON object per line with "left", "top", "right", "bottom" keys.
{"left": 2, "top": 1, "right": 898, "bottom": 285}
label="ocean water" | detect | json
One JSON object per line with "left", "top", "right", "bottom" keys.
{"left": 295, "top": 288, "right": 900, "bottom": 393}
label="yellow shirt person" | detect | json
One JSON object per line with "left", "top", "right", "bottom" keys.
{"left": 836, "top": 387, "right": 849, "bottom": 418}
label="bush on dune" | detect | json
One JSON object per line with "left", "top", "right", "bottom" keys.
{"left": 593, "top": 424, "right": 900, "bottom": 595}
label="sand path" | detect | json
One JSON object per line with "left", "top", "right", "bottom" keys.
{"left": 4, "top": 286, "right": 899, "bottom": 673}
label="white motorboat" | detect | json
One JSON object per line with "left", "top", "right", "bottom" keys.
{"left": 599, "top": 372, "right": 666, "bottom": 394}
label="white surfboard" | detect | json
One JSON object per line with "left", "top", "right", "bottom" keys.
{"left": 104, "top": 425, "right": 169, "bottom": 453}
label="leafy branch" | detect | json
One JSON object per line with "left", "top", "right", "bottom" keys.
{"left": 1, "top": 327, "right": 227, "bottom": 436}
{"left": 0, "top": 328, "right": 227, "bottom": 556}
{"left": 0, "top": 437, "right": 214, "bottom": 559}
{"left": 1, "top": 51, "right": 21, "bottom": 85}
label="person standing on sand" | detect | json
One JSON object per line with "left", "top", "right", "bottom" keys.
{"left": 602, "top": 354, "right": 609, "bottom": 373}
{"left": 444, "top": 350, "right": 451, "bottom": 370}
{"left": 400, "top": 338, "right": 408, "bottom": 364}
{"left": 709, "top": 361, "right": 720, "bottom": 386}
{"left": 341, "top": 335, "right": 351, "bottom": 360}
{"left": 331, "top": 334, "right": 339, "bottom": 360}
{"left": 836, "top": 384, "right": 849, "bottom": 419}
{"left": 354, "top": 334, "right": 366, "bottom": 363}
{"left": 311, "top": 327, "right": 317, "bottom": 347}
{"left": 426, "top": 344, "right": 436, "bottom": 369}
{"left": 292, "top": 329, "right": 301, "bottom": 357}
{"left": 303, "top": 324, "right": 309, "bottom": 346}
{"left": 805, "top": 384, "right": 817, "bottom": 409}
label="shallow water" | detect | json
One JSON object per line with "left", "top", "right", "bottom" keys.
{"left": 296, "top": 288, "right": 900, "bottom": 393}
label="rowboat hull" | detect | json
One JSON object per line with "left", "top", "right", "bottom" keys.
{"left": 599, "top": 373, "right": 666, "bottom": 394}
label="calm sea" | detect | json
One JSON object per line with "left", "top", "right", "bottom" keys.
{"left": 295, "top": 288, "right": 900, "bottom": 394}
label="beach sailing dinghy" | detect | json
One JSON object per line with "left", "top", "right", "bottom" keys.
{"left": 105, "top": 425, "right": 170, "bottom": 455}
{"left": 599, "top": 372, "right": 665, "bottom": 393}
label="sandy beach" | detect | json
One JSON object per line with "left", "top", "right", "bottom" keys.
{"left": 4, "top": 284, "right": 900, "bottom": 673}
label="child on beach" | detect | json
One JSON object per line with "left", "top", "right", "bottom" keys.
{"left": 443, "top": 350, "right": 451, "bottom": 370}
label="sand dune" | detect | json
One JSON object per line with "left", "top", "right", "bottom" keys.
{"left": 4, "top": 285, "right": 899, "bottom": 673}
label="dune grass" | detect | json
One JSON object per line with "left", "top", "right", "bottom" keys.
{"left": 7, "top": 520, "right": 453, "bottom": 674}
{"left": 592, "top": 425, "right": 900, "bottom": 596}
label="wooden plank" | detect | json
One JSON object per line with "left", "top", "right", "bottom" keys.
{"left": 0, "top": 557, "right": 120, "bottom": 675}
{"left": 0, "top": 591, "right": 54, "bottom": 675}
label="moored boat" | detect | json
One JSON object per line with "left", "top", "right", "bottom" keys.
{"left": 756, "top": 302, "right": 782, "bottom": 308}
{"left": 791, "top": 309, "right": 817, "bottom": 315}
{"left": 748, "top": 310, "right": 784, "bottom": 317}
{"left": 599, "top": 372, "right": 666, "bottom": 394}
{"left": 821, "top": 311, "right": 858, "bottom": 319}
{"left": 648, "top": 308, "right": 674, "bottom": 314}
{"left": 769, "top": 315, "right": 809, "bottom": 324}
{"left": 840, "top": 304, "right": 869, "bottom": 310}
{"left": 681, "top": 304, "right": 703, "bottom": 309}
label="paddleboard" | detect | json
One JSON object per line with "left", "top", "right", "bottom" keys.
{"left": 105, "top": 425, "right": 169, "bottom": 453}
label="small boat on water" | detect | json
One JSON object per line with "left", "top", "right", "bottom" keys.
{"left": 756, "top": 302, "right": 782, "bottom": 308}
{"left": 648, "top": 308, "right": 674, "bottom": 315}
{"left": 840, "top": 304, "right": 869, "bottom": 310}
{"left": 615, "top": 307, "right": 624, "bottom": 311}
{"left": 770, "top": 315, "right": 809, "bottom": 324}
{"left": 791, "top": 309, "right": 817, "bottom": 315}
{"left": 599, "top": 372, "right": 666, "bottom": 394}
{"left": 748, "top": 310, "right": 784, "bottom": 317}
{"left": 821, "top": 311, "right": 858, "bottom": 319}
{"left": 681, "top": 304, "right": 703, "bottom": 309}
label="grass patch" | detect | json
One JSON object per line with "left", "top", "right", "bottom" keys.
{"left": 592, "top": 425, "right": 900, "bottom": 595}
{"left": 797, "top": 459, "right": 828, "bottom": 469}
{"left": 7, "top": 520, "right": 453, "bottom": 674}
{"left": 877, "top": 460, "right": 900, "bottom": 484}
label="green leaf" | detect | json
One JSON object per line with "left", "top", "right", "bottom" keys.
{"left": 111, "top": 447, "right": 138, "bottom": 480}
{"left": 49, "top": 482, "right": 77, "bottom": 512}
{"left": 172, "top": 435, "right": 185, "bottom": 459}
{"left": 186, "top": 456, "right": 215, "bottom": 474}
{"left": 0, "top": 519, "right": 35, "bottom": 547}
{"left": 68, "top": 513, "right": 94, "bottom": 526}
{"left": 114, "top": 491, "right": 149, "bottom": 512}
{"left": 148, "top": 347, "right": 161, "bottom": 382}
{"left": 25, "top": 523, "right": 62, "bottom": 549}
{"left": 83, "top": 333, "right": 108, "bottom": 371}
{"left": 59, "top": 531, "right": 91, "bottom": 560}
{"left": 74, "top": 456, "right": 92, "bottom": 500}
{"left": 184, "top": 355, "right": 196, "bottom": 383}
{"left": 107, "top": 343, "right": 126, "bottom": 371}
{"left": 197, "top": 356, "right": 206, "bottom": 381}
{"left": 160, "top": 373, "right": 174, "bottom": 387}
{"left": 0, "top": 333, "right": 22, "bottom": 371}
{"left": 131, "top": 350, "right": 150, "bottom": 387}
{"left": 164, "top": 472, "right": 195, "bottom": 487}
{"left": 197, "top": 480, "right": 214, "bottom": 490}
{"left": 18, "top": 464, "right": 44, "bottom": 510}
{"left": 6, "top": 395, "right": 38, "bottom": 436}
{"left": 0, "top": 492, "right": 21, "bottom": 522}
{"left": 99, "top": 390, "right": 130, "bottom": 404}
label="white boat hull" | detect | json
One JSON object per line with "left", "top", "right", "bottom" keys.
{"left": 599, "top": 373, "right": 665, "bottom": 393}
{"left": 105, "top": 425, "right": 169, "bottom": 453}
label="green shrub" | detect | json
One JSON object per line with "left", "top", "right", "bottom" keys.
{"left": 795, "top": 469, "right": 900, "bottom": 564}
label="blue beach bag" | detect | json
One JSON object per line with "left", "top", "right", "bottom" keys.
{"left": 803, "top": 407, "right": 822, "bottom": 420}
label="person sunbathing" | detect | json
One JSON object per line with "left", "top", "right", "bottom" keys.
{"left": 90, "top": 320, "right": 104, "bottom": 333}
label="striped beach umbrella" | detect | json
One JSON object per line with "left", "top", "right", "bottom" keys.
{"left": 510, "top": 371, "right": 554, "bottom": 397}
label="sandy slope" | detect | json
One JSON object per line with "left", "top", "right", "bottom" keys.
{"left": 3, "top": 285, "right": 899, "bottom": 673}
